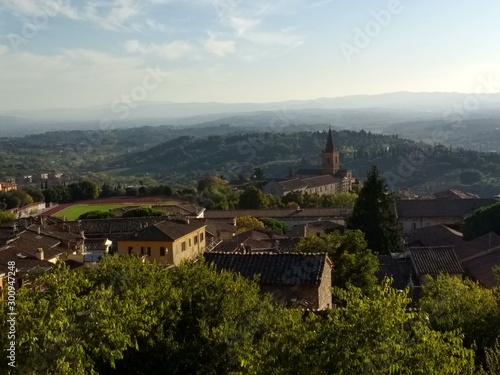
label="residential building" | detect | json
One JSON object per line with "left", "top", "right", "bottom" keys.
{"left": 204, "top": 208, "right": 350, "bottom": 228}
{"left": 0, "top": 179, "right": 17, "bottom": 192}
{"left": 432, "top": 189, "right": 480, "bottom": 200}
{"left": 116, "top": 219, "right": 206, "bottom": 266}
{"left": 205, "top": 252, "right": 333, "bottom": 309}
{"left": 0, "top": 230, "right": 75, "bottom": 290}
{"left": 286, "top": 221, "right": 345, "bottom": 238}
{"left": 377, "top": 245, "right": 464, "bottom": 301}
{"left": 396, "top": 198, "right": 497, "bottom": 233}
{"left": 407, "top": 224, "right": 500, "bottom": 288}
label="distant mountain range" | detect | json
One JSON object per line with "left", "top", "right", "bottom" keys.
{"left": 2, "top": 91, "right": 500, "bottom": 137}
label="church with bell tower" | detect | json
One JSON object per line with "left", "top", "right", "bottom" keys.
{"left": 262, "top": 128, "right": 353, "bottom": 198}
{"left": 321, "top": 128, "right": 340, "bottom": 175}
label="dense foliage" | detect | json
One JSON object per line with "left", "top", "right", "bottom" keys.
{"left": 3, "top": 128, "right": 500, "bottom": 196}
{"left": 1, "top": 257, "right": 488, "bottom": 375}
{"left": 260, "top": 217, "right": 288, "bottom": 235}
{"left": 292, "top": 230, "right": 379, "bottom": 295}
{"left": 122, "top": 207, "right": 164, "bottom": 218}
{"left": 463, "top": 202, "right": 500, "bottom": 240}
{"left": 235, "top": 215, "right": 265, "bottom": 234}
{"left": 419, "top": 275, "right": 500, "bottom": 370}
{"left": 43, "top": 181, "right": 99, "bottom": 203}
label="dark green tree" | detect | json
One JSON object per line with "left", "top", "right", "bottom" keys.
{"left": 419, "top": 275, "right": 500, "bottom": 368}
{"left": 238, "top": 186, "right": 268, "bottom": 209}
{"left": 100, "top": 183, "right": 114, "bottom": 198}
{"left": 260, "top": 217, "right": 288, "bottom": 235}
{"left": 292, "top": 229, "right": 379, "bottom": 295}
{"left": 463, "top": 201, "right": 500, "bottom": 240}
{"left": 347, "top": 166, "right": 403, "bottom": 254}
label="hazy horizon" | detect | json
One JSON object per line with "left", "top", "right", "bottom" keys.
{"left": 2, "top": 1, "right": 500, "bottom": 111}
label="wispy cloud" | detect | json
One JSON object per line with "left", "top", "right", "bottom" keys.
{"left": 3, "top": 0, "right": 169, "bottom": 31}
{"left": 203, "top": 33, "right": 235, "bottom": 57}
{"left": 124, "top": 39, "right": 197, "bottom": 60}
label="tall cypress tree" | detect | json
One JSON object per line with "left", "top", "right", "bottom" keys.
{"left": 347, "top": 166, "right": 403, "bottom": 254}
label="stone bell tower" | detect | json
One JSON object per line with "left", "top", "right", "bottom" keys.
{"left": 322, "top": 128, "right": 340, "bottom": 175}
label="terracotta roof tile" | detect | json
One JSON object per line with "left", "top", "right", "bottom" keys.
{"left": 204, "top": 252, "right": 329, "bottom": 286}
{"left": 409, "top": 246, "right": 463, "bottom": 275}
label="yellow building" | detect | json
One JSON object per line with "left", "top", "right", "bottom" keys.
{"left": 116, "top": 219, "right": 206, "bottom": 266}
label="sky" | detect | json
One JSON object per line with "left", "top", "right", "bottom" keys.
{"left": 1, "top": 0, "right": 500, "bottom": 111}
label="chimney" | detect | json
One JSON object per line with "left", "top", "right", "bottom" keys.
{"left": 37, "top": 226, "right": 41, "bottom": 235}
{"left": 36, "top": 248, "right": 44, "bottom": 261}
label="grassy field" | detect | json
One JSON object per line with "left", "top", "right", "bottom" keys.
{"left": 53, "top": 202, "right": 176, "bottom": 220}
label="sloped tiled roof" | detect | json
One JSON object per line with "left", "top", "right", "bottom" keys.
{"left": 204, "top": 208, "right": 351, "bottom": 219}
{"left": 410, "top": 246, "right": 464, "bottom": 275}
{"left": 204, "top": 252, "right": 329, "bottom": 286}
{"left": 462, "top": 249, "right": 500, "bottom": 288}
{"left": 64, "top": 216, "right": 170, "bottom": 235}
{"left": 397, "top": 199, "right": 496, "bottom": 218}
{"left": 278, "top": 175, "right": 343, "bottom": 192}
{"left": 295, "top": 168, "right": 324, "bottom": 176}
{"left": 433, "top": 189, "right": 480, "bottom": 200}
{"left": 278, "top": 179, "right": 308, "bottom": 190}
{"left": 117, "top": 220, "right": 205, "bottom": 242}
{"left": 377, "top": 254, "right": 415, "bottom": 291}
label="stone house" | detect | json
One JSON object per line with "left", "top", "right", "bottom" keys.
{"left": 204, "top": 252, "right": 333, "bottom": 310}
{"left": 396, "top": 199, "right": 497, "bottom": 233}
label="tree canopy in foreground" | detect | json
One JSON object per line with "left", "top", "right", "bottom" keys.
{"left": 1, "top": 256, "right": 498, "bottom": 375}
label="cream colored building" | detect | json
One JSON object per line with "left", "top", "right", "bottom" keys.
{"left": 116, "top": 219, "right": 206, "bottom": 266}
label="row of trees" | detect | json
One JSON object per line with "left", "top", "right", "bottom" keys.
{"left": 196, "top": 176, "right": 359, "bottom": 210}
{"left": 43, "top": 181, "right": 100, "bottom": 203}
{"left": 3, "top": 256, "right": 498, "bottom": 375}
{"left": 0, "top": 188, "right": 44, "bottom": 210}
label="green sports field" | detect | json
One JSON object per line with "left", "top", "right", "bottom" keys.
{"left": 53, "top": 202, "right": 176, "bottom": 220}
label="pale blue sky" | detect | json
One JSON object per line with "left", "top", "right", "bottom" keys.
{"left": 1, "top": 0, "right": 500, "bottom": 110}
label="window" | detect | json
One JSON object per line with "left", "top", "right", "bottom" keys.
{"left": 188, "top": 238, "right": 191, "bottom": 247}
{"left": 194, "top": 235, "right": 198, "bottom": 244}
{"left": 181, "top": 241, "right": 186, "bottom": 251}
{"left": 141, "top": 247, "right": 145, "bottom": 256}
{"left": 160, "top": 247, "right": 166, "bottom": 256}
{"left": 411, "top": 223, "right": 417, "bottom": 230}
{"left": 147, "top": 247, "right": 151, "bottom": 256}
{"left": 200, "top": 232, "right": 204, "bottom": 241}
{"left": 128, "top": 247, "right": 133, "bottom": 255}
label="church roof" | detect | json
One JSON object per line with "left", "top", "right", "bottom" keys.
{"left": 324, "top": 128, "right": 335, "bottom": 152}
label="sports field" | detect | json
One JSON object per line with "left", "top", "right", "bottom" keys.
{"left": 52, "top": 201, "right": 176, "bottom": 220}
